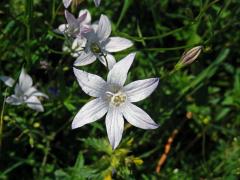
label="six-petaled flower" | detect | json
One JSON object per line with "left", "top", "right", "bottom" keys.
{"left": 3, "top": 68, "right": 48, "bottom": 112}
{"left": 74, "top": 15, "right": 133, "bottom": 69}
{"left": 72, "top": 53, "right": 159, "bottom": 149}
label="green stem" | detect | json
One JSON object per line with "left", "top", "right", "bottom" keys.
{"left": 0, "top": 89, "right": 7, "bottom": 150}
{"left": 25, "top": 0, "right": 33, "bottom": 67}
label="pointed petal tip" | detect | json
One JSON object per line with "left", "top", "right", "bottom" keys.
{"left": 73, "top": 67, "right": 82, "bottom": 75}
{"left": 71, "top": 123, "right": 78, "bottom": 129}
{"left": 71, "top": 119, "right": 81, "bottom": 129}
{"left": 152, "top": 123, "right": 160, "bottom": 129}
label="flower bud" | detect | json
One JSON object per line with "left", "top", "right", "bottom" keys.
{"left": 175, "top": 46, "right": 203, "bottom": 69}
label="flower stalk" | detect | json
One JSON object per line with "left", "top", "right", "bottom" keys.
{"left": 0, "top": 89, "right": 8, "bottom": 149}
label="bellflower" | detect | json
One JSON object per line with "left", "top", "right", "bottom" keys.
{"left": 72, "top": 53, "right": 159, "bottom": 149}
{"left": 5, "top": 68, "right": 48, "bottom": 112}
{"left": 74, "top": 15, "right": 133, "bottom": 69}
{"left": 63, "top": 0, "right": 101, "bottom": 8}
{"left": 57, "top": 10, "right": 92, "bottom": 39}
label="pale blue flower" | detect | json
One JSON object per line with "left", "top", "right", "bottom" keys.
{"left": 74, "top": 15, "right": 133, "bottom": 69}
{"left": 4, "top": 68, "right": 48, "bottom": 112}
{"left": 72, "top": 53, "right": 159, "bottom": 149}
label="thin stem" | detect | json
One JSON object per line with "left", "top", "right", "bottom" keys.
{"left": 160, "top": 68, "right": 177, "bottom": 81}
{"left": 25, "top": 0, "right": 33, "bottom": 67}
{"left": 0, "top": 89, "right": 8, "bottom": 151}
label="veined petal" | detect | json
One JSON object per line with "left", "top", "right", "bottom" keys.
{"left": 94, "top": 0, "right": 101, "bottom": 7}
{"left": 77, "top": 11, "right": 87, "bottom": 24}
{"left": 105, "top": 37, "right": 133, "bottom": 52}
{"left": 124, "top": 78, "right": 159, "bottom": 102}
{"left": 98, "top": 54, "right": 116, "bottom": 70}
{"left": 105, "top": 107, "right": 124, "bottom": 149}
{"left": 19, "top": 68, "right": 33, "bottom": 92}
{"left": 123, "top": 103, "right": 159, "bottom": 129}
{"left": 74, "top": 52, "right": 97, "bottom": 66}
{"left": 0, "top": 76, "right": 15, "bottom": 87}
{"left": 79, "top": 9, "right": 91, "bottom": 24}
{"left": 72, "top": 98, "right": 108, "bottom": 129}
{"left": 63, "top": 0, "right": 72, "bottom": 8}
{"left": 6, "top": 95, "right": 22, "bottom": 105}
{"left": 25, "top": 87, "right": 48, "bottom": 99}
{"left": 65, "top": 10, "right": 78, "bottom": 28}
{"left": 97, "top": 15, "right": 111, "bottom": 41}
{"left": 73, "top": 67, "right": 107, "bottom": 97}
{"left": 107, "top": 53, "right": 136, "bottom": 86}
{"left": 25, "top": 96, "right": 44, "bottom": 112}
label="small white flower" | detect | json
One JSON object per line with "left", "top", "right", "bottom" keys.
{"left": 57, "top": 10, "right": 92, "bottom": 38}
{"left": 72, "top": 53, "right": 159, "bottom": 149}
{"left": 74, "top": 15, "right": 133, "bottom": 69}
{"left": 63, "top": 0, "right": 101, "bottom": 8}
{"left": 5, "top": 68, "right": 48, "bottom": 112}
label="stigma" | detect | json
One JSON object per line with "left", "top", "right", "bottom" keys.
{"left": 106, "top": 91, "right": 127, "bottom": 107}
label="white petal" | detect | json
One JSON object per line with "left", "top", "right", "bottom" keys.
{"left": 74, "top": 52, "right": 97, "bottom": 66}
{"left": 25, "top": 96, "right": 44, "bottom": 112}
{"left": 123, "top": 103, "right": 159, "bottom": 129}
{"left": 73, "top": 67, "right": 107, "bottom": 97}
{"left": 107, "top": 53, "right": 136, "bottom": 86}
{"left": 94, "top": 0, "right": 101, "bottom": 7}
{"left": 0, "top": 76, "right": 15, "bottom": 87}
{"left": 80, "top": 24, "right": 93, "bottom": 35}
{"left": 72, "top": 98, "right": 108, "bottom": 129}
{"left": 79, "top": 9, "right": 91, "bottom": 24}
{"left": 124, "top": 78, "right": 159, "bottom": 102}
{"left": 71, "top": 37, "right": 86, "bottom": 54}
{"left": 14, "top": 84, "right": 24, "bottom": 96}
{"left": 105, "top": 107, "right": 124, "bottom": 149}
{"left": 25, "top": 87, "right": 48, "bottom": 99}
{"left": 97, "top": 15, "right": 111, "bottom": 41}
{"left": 98, "top": 54, "right": 116, "bottom": 70}
{"left": 104, "top": 37, "right": 133, "bottom": 52}
{"left": 57, "top": 24, "right": 68, "bottom": 34}
{"left": 63, "top": 0, "right": 72, "bottom": 8}
{"left": 19, "top": 68, "right": 33, "bottom": 92}
{"left": 65, "top": 10, "right": 78, "bottom": 28}
{"left": 6, "top": 95, "right": 22, "bottom": 105}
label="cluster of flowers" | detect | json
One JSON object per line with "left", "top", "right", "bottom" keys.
{"left": 0, "top": 0, "right": 203, "bottom": 149}
{"left": 0, "top": 0, "right": 159, "bottom": 149}
{"left": 58, "top": 1, "right": 160, "bottom": 149}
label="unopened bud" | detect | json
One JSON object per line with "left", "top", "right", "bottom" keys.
{"left": 175, "top": 46, "right": 203, "bottom": 69}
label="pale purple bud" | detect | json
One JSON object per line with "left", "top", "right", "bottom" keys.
{"left": 180, "top": 46, "right": 203, "bottom": 65}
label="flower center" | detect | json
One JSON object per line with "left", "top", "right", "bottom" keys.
{"left": 106, "top": 91, "right": 127, "bottom": 107}
{"left": 90, "top": 42, "right": 101, "bottom": 54}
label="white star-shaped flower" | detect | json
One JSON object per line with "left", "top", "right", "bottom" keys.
{"left": 72, "top": 53, "right": 159, "bottom": 149}
{"left": 57, "top": 10, "right": 92, "bottom": 39}
{"left": 3, "top": 68, "right": 48, "bottom": 112}
{"left": 74, "top": 15, "right": 133, "bottom": 69}
{"left": 63, "top": 0, "right": 101, "bottom": 8}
